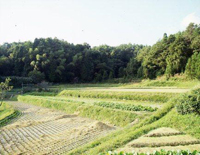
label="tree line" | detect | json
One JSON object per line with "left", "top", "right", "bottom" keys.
{"left": 0, "top": 23, "right": 200, "bottom": 84}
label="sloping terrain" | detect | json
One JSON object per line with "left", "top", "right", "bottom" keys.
{"left": 2, "top": 81, "right": 199, "bottom": 155}
{"left": 118, "top": 127, "right": 200, "bottom": 153}
{"left": 0, "top": 102, "right": 115, "bottom": 155}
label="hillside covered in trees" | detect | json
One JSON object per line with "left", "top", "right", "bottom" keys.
{"left": 0, "top": 23, "right": 200, "bottom": 83}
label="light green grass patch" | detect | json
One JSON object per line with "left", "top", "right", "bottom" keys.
{"left": 0, "top": 102, "right": 19, "bottom": 127}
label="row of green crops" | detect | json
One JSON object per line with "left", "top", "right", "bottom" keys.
{"left": 100, "top": 150, "right": 200, "bottom": 155}
{"left": 18, "top": 95, "right": 148, "bottom": 126}
{"left": 0, "top": 102, "right": 20, "bottom": 127}
{"left": 94, "top": 102, "right": 157, "bottom": 112}
{"left": 58, "top": 90, "right": 175, "bottom": 103}
{"left": 41, "top": 97, "right": 157, "bottom": 112}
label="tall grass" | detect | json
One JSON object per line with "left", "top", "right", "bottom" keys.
{"left": 94, "top": 101, "right": 157, "bottom": 112}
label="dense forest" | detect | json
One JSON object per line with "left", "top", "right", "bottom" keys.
{"left": 0, "top": 23, "right": 200, "bottom": 84}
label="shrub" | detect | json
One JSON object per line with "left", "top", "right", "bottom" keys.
{"left": 176, "top": 88, "right": 200, "bottom": 115}
{"left": 28, "top": 70, "right": 45, "bottom": 84}
{"left": 0, "top": 76, "right": 33, "bottom": 87}
{"left": 94, "top": 102, "right": 157, "bottom": 112}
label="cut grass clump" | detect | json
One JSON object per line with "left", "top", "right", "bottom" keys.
{"left": 58, "top": 90, "right": 175, "bottom": 103}
{"left": 94, "top": 102, "right": 157, "bottom": 112}
{"left": 129, "top": 135, "right": 200, "bottom": 147}
{"left": 145, "top": 127, "right": 183, "bottom": 137}
{"left": 18, "top": 95, "right": 144, "bottom": 126}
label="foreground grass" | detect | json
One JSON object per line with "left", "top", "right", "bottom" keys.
{"left": 0, "top": 102, "right": 19, "bottom": 127}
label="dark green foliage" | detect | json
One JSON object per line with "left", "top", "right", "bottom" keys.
{"left": 0, "top": 39, "right": 143, "bottom": 83}
{"left": 176, "top": 88, "right": 200, "bottom": 115}
{"left": 94, "top": 102, "right": 157, "bottom": 112}
{"left": 0, "top": 23, "right": 200, "bottom": 81}
{"left": 0, "top": 76, "right": 33, "bottom": 87}
{"left": 28, "top": 70, "right": 45, "bottom": 83}
{"left": 185, "top": 52, "right": 200, "bottom": 79}
{"left": 0, "top": 78, "right": 13, "bottom": 106}
{"left": 137, "top": 23, "right": 200, "bottom": 79}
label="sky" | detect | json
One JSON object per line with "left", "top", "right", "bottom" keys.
{"left": 0, "top": 0, "right": 200, "bottom": 46}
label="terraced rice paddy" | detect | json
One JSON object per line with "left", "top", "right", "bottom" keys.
{"left": 0, "top": 102, "right": 115, "bottom": 155}
{"left": 1, "top": 85, "right": 199, "bottom": 154}
{"left": 118, "top": 127, "right": 200, "bottom": 153}
{"left": 67, "top": 88, "right": 190, "bottom": 93}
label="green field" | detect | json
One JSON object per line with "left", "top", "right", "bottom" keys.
{"left": 9, "top": 78, "right": 197, "bottom": 154}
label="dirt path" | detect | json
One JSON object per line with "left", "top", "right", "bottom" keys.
{"left": 0, "top": 102, "right": 115, "bottom": 155}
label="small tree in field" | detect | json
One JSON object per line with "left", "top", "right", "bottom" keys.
{"left": 0, "top": 78, "right": 13, "bottom": 107}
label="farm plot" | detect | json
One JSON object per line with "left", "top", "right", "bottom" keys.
{"left": 18, "top": 95, "right": 155, "bottom": 126}
{"left": 73, "top": 88, "right": 189, "bottom": 93}
{"left": 48, "top": 96, "right": 163, "bottom": 109}
{"left": 58, "top": 90, "right": 176, "bottom": 102}
{"left": 118, "top": 127, "right": 200, "bottom": 153}
{"left": 0, "top": 102, "right": 115, "bottom": 155}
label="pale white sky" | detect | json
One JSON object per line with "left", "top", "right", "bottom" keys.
{"left": 0, "top": 0, "right": 200, "bottom": 46}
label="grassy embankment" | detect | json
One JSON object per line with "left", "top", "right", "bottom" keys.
{"left": 0, "top": 102, "right": 19, "bottom": 127}
{"left": 67, "top": 88, "right": 200, "bottom": 154}
{"left": 18, "top": 86, "right": 177, "bottom": 127}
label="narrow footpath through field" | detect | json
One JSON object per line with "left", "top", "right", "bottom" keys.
{"left": 0, "top": 102, "right": 115, "bottom": 155}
